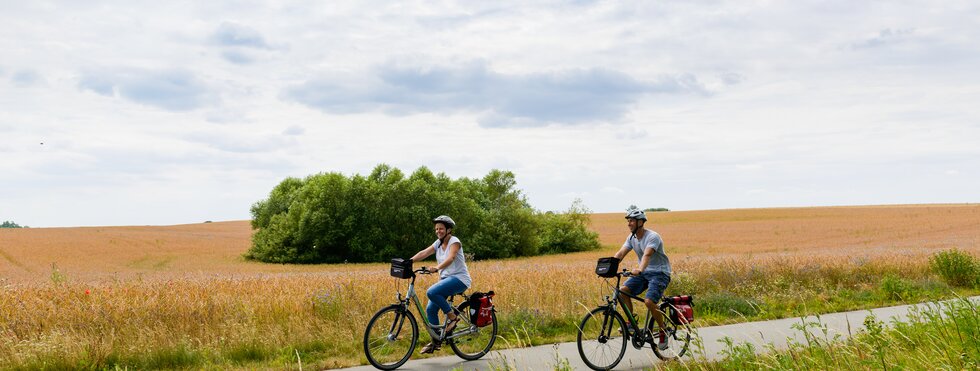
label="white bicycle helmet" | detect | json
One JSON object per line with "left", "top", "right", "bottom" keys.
{"left": 432, "top": 215, "right": 456, "bottom": 229}
{"left": 624, "top": 206, "right": 647, "bottom": 221}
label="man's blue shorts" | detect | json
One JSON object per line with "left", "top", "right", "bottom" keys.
{"left": 623, "top": 271, "right": 671, "bottom": 301}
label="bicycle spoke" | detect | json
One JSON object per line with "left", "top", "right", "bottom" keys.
{"left": 651, "top": 315, "right": 693, "bottom": 360}
{"left": 363, "top": 306, "right": 417, "bottom": 370}
{"left": 577, "top": 308, "right": 627, "bottom": 370}
{"left": 448, "top": 302, "right": 497, "bottom": 360}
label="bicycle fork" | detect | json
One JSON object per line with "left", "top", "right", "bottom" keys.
{"left": 600, "top": 309, "right": 616, "bottom": 341}
{"left": 387, "top": 310, "right": 407, "bottom": 341}
{"left": 593, "top": 305, "right": 626, "bottom": 344}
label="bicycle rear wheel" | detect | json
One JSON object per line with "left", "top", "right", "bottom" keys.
{"left": 448, "top": 301, "right": 498, "bottom": 360}
{"left": 576, "top": 307, "right": 627, "bottom": 371}
{"left": 651, "top": 308, "right": 692, "bottom": 360}
{"left": 363, "top": 305, "right": 418, "bottom": 370}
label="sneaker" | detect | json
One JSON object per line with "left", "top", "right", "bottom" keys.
{"left": 419, "top": 341, "right": 441, "bottom": 354}
{"left": 657, "top": 330, "right": 669, "bottom": 350}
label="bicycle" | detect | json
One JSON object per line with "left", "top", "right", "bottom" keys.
{"left": 576, "top": 268, "right": 693, "bottom": 370}
{"left": 363, "top": 266, "right": 498, "bottom": 370}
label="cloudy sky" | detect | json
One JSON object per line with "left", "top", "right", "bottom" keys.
{"left": 2, "top": 1, "right": 978, "bottom": 227}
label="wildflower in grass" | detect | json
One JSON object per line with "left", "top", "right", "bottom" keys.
{"left": 313, "top": 290, "right": 334, "bottom": 305}
{"left": 312, "top": 288, "right": 342, "bottom": 319}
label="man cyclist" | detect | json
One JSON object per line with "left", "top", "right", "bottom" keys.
{"left": 613, "top": 205, "right": 672, "bottom": 350}
{"left": 409, "top": 215, "right": 472, "bottom": 354}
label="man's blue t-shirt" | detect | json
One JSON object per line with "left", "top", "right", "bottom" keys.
{"left": 622, "top": 229, "right": 671, "bottom": 275}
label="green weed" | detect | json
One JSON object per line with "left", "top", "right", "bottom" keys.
{"left": 663, "top": 296, "right": 980, "bottom": 370}
{"left": 929, "top": 249, "right": 979, "bottom": 288}
{"left": 879, "top": 274, "right": 917, "bottom": 301}
{"left": 699, "top": 292, "right": 760, "bottom": 318}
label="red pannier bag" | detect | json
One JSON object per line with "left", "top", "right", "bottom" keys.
{"left": 468, "top": 291, "right": 495, "bottom": 327}
{"left": 663, "top": 295, "right": 694, "bottom": 324}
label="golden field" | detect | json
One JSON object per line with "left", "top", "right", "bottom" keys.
{"left": 1, "top": 204, "right": 978, "bottom": 369}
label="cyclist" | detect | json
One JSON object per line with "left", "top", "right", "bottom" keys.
{"left": 612, "top": 205, "right": 672, "bottom": 350}
{"left": 409, "top": 215, "right": 472, "bottom": 354}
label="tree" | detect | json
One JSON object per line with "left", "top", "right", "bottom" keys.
{"left": 246, "top": 164, "right": 601, "bottom": 263}
{"left": 1, "top": 221, "right": 27, "bottom": 228}
{"left": 539, "top": 199, "right": 601, "bottom": 254}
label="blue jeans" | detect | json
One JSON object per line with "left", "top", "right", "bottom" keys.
{"left": 623, "top": 271, "right": 671, "bottom": 301}
{"left": 426, "top": 276, "right": 467, "bottom": 326}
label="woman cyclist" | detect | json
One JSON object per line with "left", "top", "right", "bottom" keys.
{"left": 409, "top": 215, "right": 472, "bottom": 354}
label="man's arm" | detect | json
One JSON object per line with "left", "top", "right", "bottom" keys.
{"left": 632, "top": 247, "right": 654, "bottom": 275}
{"left": 613, "top": 246, "right": 631, "bottom": 260}
{"left": 638, "top": 247, "right": 654, "bottom": 271}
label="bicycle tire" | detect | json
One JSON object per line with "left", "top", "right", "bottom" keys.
{"left": 576, "top": 307, "right": 628, "bottom": 371}
{"left": 447, "top": 301, "right": 498, "bottom": 360}
{"left": 363, "top": 305, "right": 418, "bottom": 370}
{"left": 651, "top": 306, "right": 692, "bottom": 360}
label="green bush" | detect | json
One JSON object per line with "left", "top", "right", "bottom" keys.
{"left": 246, "top": 164, "right": 601, "bottom": 263}
{"left": 1, "top": 220, "right": 27, "bottom": 228}
{"left": 879, "top": 274, "right": 916, "bottom": 301}
{"left": 929, "top": 249, "right": 979, "bottom": 288}
{"left": 538, "top": 199, "right": 601, "bottom": 255}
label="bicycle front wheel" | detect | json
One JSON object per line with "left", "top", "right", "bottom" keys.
{"left": 651, "top": 309, "right": 693, "bottom": 360}
{"left": 448, "top": 301, "right": 498, "bottom": 360}
{"left": 363, "top": 305, "right": 418, "bottom": 370}
{"left": 577, "top": 307, "right": 627, "bottom": 371}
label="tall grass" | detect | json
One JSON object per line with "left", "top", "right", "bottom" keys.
{"left": 0, "top": 275, "right": 370, "bottom": 370}
{"left": 672, "top": 296, "right": 980, "bottom": 370}
{"left": 2, "top": 251, "right": 976, "bottom": 369}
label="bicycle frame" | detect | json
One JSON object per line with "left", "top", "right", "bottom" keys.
{"left": 366, "top": 265, "right": 498, "bottom": 370}
{"left": 396, "top": 269, "right": 479, "bottom": 341}
{"left": 600, "top": 272, "right": 653, "bottom": 337}
{"left": 577, "top": 269, "right": 693, "bottom": 370}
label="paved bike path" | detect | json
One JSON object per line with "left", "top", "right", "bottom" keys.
{"left": 340, "top": 296, "right": 979, "bottom": 370}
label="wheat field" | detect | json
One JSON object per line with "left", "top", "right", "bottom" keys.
{"left": 1, "top": 204, "right": 978, "bottom": 369}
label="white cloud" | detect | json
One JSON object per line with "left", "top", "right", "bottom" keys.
{"left": 614, "top": 125, "right": 649, "bottom": 140}
{"left": 600, "top": 186, "right": 625, "bottom": 194}
{"left": 735, "top": 164, "right": 763, "bottom": 171}
{"left": 282, "top": 125, "right": 305, "bottom": 136}
{"left": 183, "top": 130, "right": 296, "bottom": 154}
{"left": 78, "top": 68, "right": 218, "bottom": 111}
{"left": 211, "top": 22, "right": 273, "bottom": 49}
{"left": 850, "top": 28, "right": 916, "bottom": 50}
{"left": 205, "top": 108, "right": 248, "bottom": 124}
{"left": 221, "top": 50, "right": 256, "bottom": 65}
{"left": 283, "top": 62, "right": 708, "bottom": 127}
{"left": 10, "top": 69, "right": 43, "bottom": 87}
{"left": 1, "top": 0, "right": 978, "bottom": 226}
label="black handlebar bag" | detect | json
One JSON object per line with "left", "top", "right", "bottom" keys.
{"left": 595, "top": 257, "right": 620, "bottom": 277}
{"left": 390, "top": 258, "right": 413, "bottom": 279}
